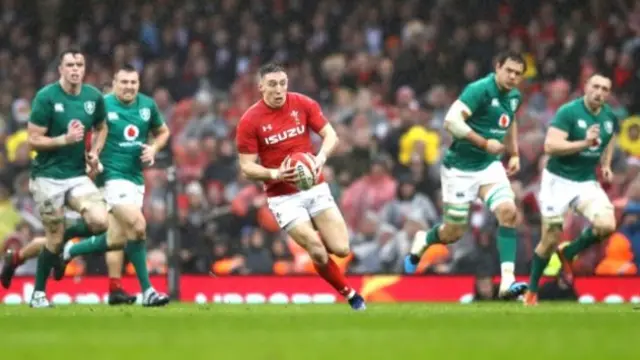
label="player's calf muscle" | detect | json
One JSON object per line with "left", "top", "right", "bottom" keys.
{"left": 592, "top": 215, "right": 616, "bottom": 237}
{"left": 439, "top": 223, "right": 466, "bottom": 243}
{"left": 289, "top": 223, "right": 329, "bottom": 264}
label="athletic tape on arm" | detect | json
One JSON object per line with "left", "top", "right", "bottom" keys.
{"left": 444, "top": 100, "right": 473, "bottom": 138}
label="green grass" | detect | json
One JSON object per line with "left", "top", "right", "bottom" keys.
{"left": 0, "top": 303, "right": 638, "bottom": 359}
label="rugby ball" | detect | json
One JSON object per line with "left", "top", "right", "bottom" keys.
{"left": 284, "top": 152, "right": 317, "bottom": 190}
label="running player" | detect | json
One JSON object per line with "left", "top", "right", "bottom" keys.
{"left": 25, "top": 49, "right": 109, "bottom": 307}
{"left": 60, "top": 64, "right": 170, "bottom": 306}
{"left": 525, "top": 73, "right": 618, "bottom": 306}
{"left": 404, "top": 51, "right": 528, "bottom": 299}
{"left": 236, "top": 63, "right": 365, "bottom": 310}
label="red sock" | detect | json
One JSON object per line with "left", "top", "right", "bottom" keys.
{"left": 109, "top": 278, "right": 122, "bottom": 292}
{"left": 313, "top": 258, "right": 354, "bottom": 298}
{"left": 13, "top": 252, "right": 24, "bottom": 267}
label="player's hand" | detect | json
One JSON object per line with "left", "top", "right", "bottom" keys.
{"left": 601, "top": 166, "right": 613, "bottom": 183}
{"left": 484, "top": 139, "right": 505, "bottom": 155}
{"left": 309, "top": 152, "right": 326, "bottom": 179}
{"left": 506, "top": 156, "right": 520, "bottom": 176}
{"left": 140, "top": 144, "right": 156, "bottom": 166}
{"left": 85, "top": 151, "right": 103, "bottom": 178}
{"left": 65, "top": 121, "right": 85, "bottom": 144}
{"left": 585, "top": 125, "right": 600, "bottom": 145}
{"left": 276, "top": 157, "right": 299, "bottom": 183}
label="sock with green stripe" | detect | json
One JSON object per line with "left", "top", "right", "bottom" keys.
{"left": 125, "top": 240, "right": 152, "bottom": 292}
{"left": 562, "top": 227, "right": 599, "bottom": 261}
{"left": 528, "top": 253, "right": 550, "bottom": 293}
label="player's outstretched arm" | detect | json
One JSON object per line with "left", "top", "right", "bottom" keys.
{"left": 544, "top": 127, "right": 594, "bottom": 156}
{"left": 444, "top": 99, "right": 502, "bottom": 153}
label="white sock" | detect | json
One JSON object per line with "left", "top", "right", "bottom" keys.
{"left": 410, "top": 230, "right": 428, "bottom": 256}
{"left": 500, "top": 262, "right": 516, "bottom": 290}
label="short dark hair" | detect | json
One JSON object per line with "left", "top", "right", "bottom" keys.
{"left": 258, "top": 62, "right": 286, "bottom": 78}
{"left": 58, "top": 48, "right": 83, "bottom": 64}
{"left": 117, "top": 63, "right": 138, "bottom": 73}
{"left": 495, "top": 51, "right": 526, "bottom": 72}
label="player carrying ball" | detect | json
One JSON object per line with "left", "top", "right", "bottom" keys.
{"left": 236, "top": 63, "right": 366, "bottom": 310}
{"left": 525, "top": 73, "right": 618, "bottom": 306}
{"left": 404, "top": 51, "right": 528, "bottom": 299}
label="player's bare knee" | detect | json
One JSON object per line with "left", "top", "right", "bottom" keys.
{"left": 495, "top": 202, "right": 518, "bottom": 227}
{"left": 84, "top": 207, "right": 108, "bottom": 233}
{"left": 330, "top": 244, "right": 350, "bottom": 258}
{"left": 132, "top": 215, "right": 147, "bottom": 241}
{"left": 593, "top": 215, "right": 616, "bottom": 238}
{"left": 440, "top": 223, "right": 466, "bottom": 243}
{"left": 307, "top": 241, "right": 329, "bottom": 264}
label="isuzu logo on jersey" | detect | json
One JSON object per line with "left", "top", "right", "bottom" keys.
{"left": 140, "top": 108, "right": 150, "bottom": 121}
{"left": 264, "top": 125, "right": 305, "bottom": 145}
{"left": 124, "top": 124, "right": 140, "bottom": 141}
{"left": 84, "top": 101, "right": 95, "bottom": 115}
{"left": 498, "top": 114, "right": 510, "bottom": 128}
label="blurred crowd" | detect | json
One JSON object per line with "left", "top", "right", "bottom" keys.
{"left": 2, "top": 0, "right": 640, "bottom": 279}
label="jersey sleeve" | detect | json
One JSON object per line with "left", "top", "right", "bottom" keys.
{"left": 236, "top": 116, "right": 258, "bottom": 154}
{"left": 150, "top": 102, "right": 165, "bottom": 129}
{"left": 302, "top": 95, "right": 328, "bottom": 133}
{"left": 93, "top": 95, "right": 107, "bottom": 128}
{"left": 550, "top": 106, "right": 572, "bottom": 132}
{"left": 458, "top": 82, "right": 485, "bottom": 114}
{"left": 29, "top": 91, "right": 50, "bottom": 128}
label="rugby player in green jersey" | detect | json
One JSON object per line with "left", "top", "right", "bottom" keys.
{"left": 61, "top": 64, "right": 171, "bottom": 306}
{"left": 2, "top": 78, "right": 137, "bottom": 305}
{"left": 404, "top": 52, "right": 528, "bottom": 299}
{"left": 525, "top": 73, "right": 618, "bottom": 306}
{"left": 15, "top": 49, "right": 110, "bottom": 307}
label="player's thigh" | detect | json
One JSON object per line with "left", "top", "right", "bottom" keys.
{"left": 307, "top": 184, "right": 349, "bottom": 257}
{"left": 106, "top": 180, "right": 146, "bottom": 238}
{"left": 267, "top": 192, "right": 327, "bottom": 261}
{"left": 575, "top": 182, "right": 616, "bottom": 234}
{"left": 537, "top": 170, "right": 574, "bottom": 247}
{"left": 440, "top": 166, "right": 477, "bottom": 237}
{"left": 29, "top": 177, "right": 66, "bottom": 237}
{"left": 538, "top": 170, "right": 576, "bottom": 222}
{"left": 478, "top": 162, "right": 514, "bottom": 211}
{"left": 66, "top": 176, "right": 108, "bottom": 229}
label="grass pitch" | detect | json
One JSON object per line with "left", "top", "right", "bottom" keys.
{"left": 0, "top": 303, "right": 638, "bottom": 359}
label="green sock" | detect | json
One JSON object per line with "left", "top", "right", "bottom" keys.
{"left": 425, "top": 224, "right": 442, "bottom": 246}
{"left": 562, "top": 227, "right": 598, "bottom": 261}
{"left": 528, "top": 253, "right": 550, "bottom": 293}
{"left": 125, "top": 240, "right": 152, "bottom": 292}
{"left": 34, "top": 248, "right": 58, "bottom": 292}
{"left": 497, "top": 226, "right": 517, "bottom": 264}
{"left": 69, "top": 234, "right": 109, "bottom": 258}
{"left": 64, "top": 219, "right": 94, "bottom": 240}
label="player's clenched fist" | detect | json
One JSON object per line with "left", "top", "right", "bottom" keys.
{"left": 65, "top": 120, "right": 85, "bottom": 143}
{"left": 586, "top": 124, "right": 600, "bottom": 145}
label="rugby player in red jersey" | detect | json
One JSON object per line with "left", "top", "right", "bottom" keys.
{"left": 236, "top": 63, "right": 365, "bottom": 310}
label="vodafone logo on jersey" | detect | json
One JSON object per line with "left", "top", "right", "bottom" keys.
{"left": 264, "top": 125, "right": 306, "bottom": 145}
{"left": 124, "top": 124, "right": 140, "bottom": 141}
{"left": 498, "top": 114, "right": 511, "bottom": 128}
